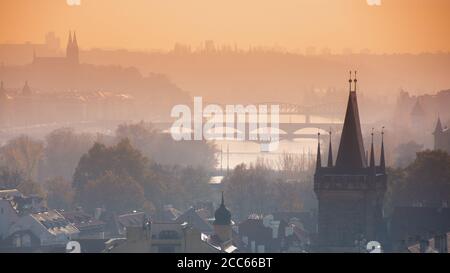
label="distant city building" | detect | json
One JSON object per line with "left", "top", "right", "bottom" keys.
{"left": 0, "top": 32, "right": 61, "bottom": 65}
{"left": 410, "top": 99, "right": 426, "bottom": 131}
{"left": 314, "top": 72, "right": 387, "bottom": 252}
{"left": 433, "top": 117, "right": 450, "bottom": 153}
{"left": 32, "top": 31, "right": 79, "bottom": 67}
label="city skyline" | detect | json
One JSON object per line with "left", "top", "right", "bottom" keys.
{"left": 1, "top": 0, "right": 450, "bottom": 54}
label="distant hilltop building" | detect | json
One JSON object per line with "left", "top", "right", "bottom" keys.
{"left": 0, "top": 32, "right": 61, "bottom": 65}
{"left": 32, "top": 31, "right": 79, "bottom": 67}
{"left": 314, "top": 72, "right": 387, "bottom": 252}
{"left": 433, "top": 117, "right": 450, "bottom": 153}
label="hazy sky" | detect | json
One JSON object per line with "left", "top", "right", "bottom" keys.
{"left": 1, "top": 0, "right": 450, "bottom": 53}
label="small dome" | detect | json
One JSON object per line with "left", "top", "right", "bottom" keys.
{"left": 214, "top": 192, "right": 231, "bottom": 225}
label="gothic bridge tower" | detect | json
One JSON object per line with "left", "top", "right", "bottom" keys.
{"left": 314, "top": 71, "right": 387, "bottom": 251}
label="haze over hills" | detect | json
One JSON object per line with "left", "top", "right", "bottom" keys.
{"left": 2, "top": 37, "right": 450, "bottom": 105}
{"left": 79, "top": 47, "right": 450, "bottom": 104}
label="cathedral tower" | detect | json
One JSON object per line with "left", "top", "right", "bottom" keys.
{"left": 66, "top": 31, "right": 79, "bottom": 65}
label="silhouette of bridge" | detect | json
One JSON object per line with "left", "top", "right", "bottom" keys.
{"left": 151, "top": 101, "right": 350, "bottom": 142}
{"left": 0, "top": 101, "right": 373, "bottom": 143}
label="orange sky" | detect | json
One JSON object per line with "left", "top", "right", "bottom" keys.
{"left": 1, "top": 0, "right": 450, "bottom": 53}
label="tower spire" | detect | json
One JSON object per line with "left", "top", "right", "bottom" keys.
{"left": 336, "top": 72, "right": 367, "bottom": 169}
{"left": 316, "top": 132, "right": 322, "bottom": 171}
{"left": 66, "top": 31, "right": 73, "bottom": 58}
{"left": 370, "top": 128, "right": 376, "bottom": 174}
{"left": 353, "top": 70, "right": 358, "bottom": 92}
{"left": 73, "top": 31, "right": 78, "bottom": 48}
{"left": 370, "top": 128, "right": 375, "bottom": 166}
{"left": 221, "top": 191, "right": 224, "bottom": 206}
{"left": 348, "top": 70, "right": 353, "bottom": 92}
{"left": 327, "top": 129, "right": 333, "bottom": 167}
{"left": 380, "top": 127, "right": 386, "bottom": 173}
{"left": 434, "top": 115, "right": 443, "bottom": 134}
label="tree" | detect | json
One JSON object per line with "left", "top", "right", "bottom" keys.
{"left": 223, "top": 163, "right": 274, "bottom": 219}
{"left": 384, "top": 167, "right": 407, "bottom": 216}
{"left": 403, "top": 150, "right": 450, "bottom": 207}
{"left": 45, "top": 177, "right": 75, "bottom": 210}
{"left": 0, "top": 135, "right": 44, "bottom": 180}
{"left": 115, "top": 122, "right": 217, "bottom": 169}
{"left": 17, "top": 180, "right": 45, "bottom": 198}
{"left": 73, "top": 138, "right": 148, "bottom": 197}
{"left": 178, "top": 166, "right": 211, "bottom": 204}
{"left": 44, "top": 128, "right": 94, "bottom": 181}
{"left": 395, "top": 141, "right": 423, "bottom": 168}
{"left": 80, "top": 171, "right": 145, "bottom": 213}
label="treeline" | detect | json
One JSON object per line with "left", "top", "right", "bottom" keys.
{"left": 0, "top": 122, "right": 216, "bottom": 214}
{"left": 385, "top": 149, "right": 450, "bottom": 215}
{"left": 222, "top": 156, "right": 316, "bottom": 221}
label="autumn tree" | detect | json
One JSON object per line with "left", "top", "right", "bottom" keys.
{"left": 402, "top": 150, "right": 450, "bottom": 207}
{"left": 80, "top": 171, "right": 145, "bottom": 213}
{"left": 0, "top": 135, "right": 44, "bottom": 181}
{"left": 45, "top": 177, "right": 75, "bottom": 210}
{"left": 73, "top": 138, "right": 148, "bottom": 197}
{"left": 116, "top": 122, "right": 217, "bottom": 169}
{"left": 44, "top": 128, "right": 94, "bottom": 181}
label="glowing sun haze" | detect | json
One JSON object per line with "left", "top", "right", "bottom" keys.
{"left": 0, "top": 0, "right": 449, "bottom": 53}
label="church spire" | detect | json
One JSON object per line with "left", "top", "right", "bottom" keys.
{"left": 316, "top": 132, "right": 322, "bottom": 171}
{"left": 335, "top": 71, "right": 367, "bottom": 170}
{"left": 72, "top": 31, "right": 78, "bottom": 49}
{"left": 369, "top": 128, "right": 375, "bottom": 170}
{"left": 380, "top": 127, "right": 386, "bottom": 173}
{"left": 327, "top": 129, "right": 333, "bottom": 167}
{"left": 214, "top": 191, "right": 231, "bottom": 226}
{"left": 348, "top": 70, "right": 353, "bottom": 92}
{"left": 66, "top": 31, "right": 73, "bottom": 56}
{"left": 434, "top": 115, "right": 443, "bottom": 134}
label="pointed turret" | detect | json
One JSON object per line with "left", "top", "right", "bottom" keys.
{"left": 380, "top": 127, "right": 386, "bottom": 173}
{"left": 73, "top": 31, "right": 78, "bottom": 49}
{"left": 369, "top": 129, "right": 376, "bottom": 175}
{"left": 316, "top": 132, "right": 322, "bottom": 171}
{"left": 335, "top": 71, "right": 367, "bottom": 170}
{"left": 66, "top": 31, "right": 73, "bottom": 57}
{"left": 214, "top": 191, "right": 231, "bottom": 225}
{"left": 70, "top": 31, "right": 79, "bottom": 64}
{"left": 433, "top": 116, "right": 443, "bottom": 135}
{"left": 327, "top": 130, "right": 333, "bottom": 167}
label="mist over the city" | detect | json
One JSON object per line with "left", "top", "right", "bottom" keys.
{"left": 0, "top": 0, "right": 449, "bottom": 256}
